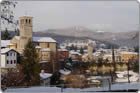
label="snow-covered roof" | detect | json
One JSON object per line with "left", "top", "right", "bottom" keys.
{"left": 60, "top": 46, "right": 66, "bottom": 49}
{"left": 40, "top": 48, "right": 50, "bottom": 52}
{"left": 69, "top": 51, "right": 81, "bottom": 55}
{"left": 35, "top": 46, "right": 41, "bottom": 48}
{"left": 1, "top": 40, "right": 14, "bottom": 47}
{"left": 104, "top": 54, "right": 120, "bottom": 57}
{"left": 39, "top": 61, "right": 48, "bottom": 64}
{"left": 120, "top": 51, "right": 138, "bottom": 55}
{"left": 84, "top": 50, "right": 88, "bottom": 52}
{"left": 15, "top": 36, "right": 20, "bottom": 40}
{"left": 97, "top": 30, "right": 104, "bottom": 33}
{"left": 13, "top": 36, "right": 56, "bottom": 43}
{"left": 33, "top": 37, "right": 56, "bottom": 43}
{"left": 1, "top": 48, "right": 17, "bottom": 54}
{"left": 115, "top": 71, "right": 139, "bottom": 83}
{"left": 58, "top": 49, "right": 68, "bottom": 51}
{"left": 59, "top": 69, "right": 71, "bottom": 75}
{"left": 92, "top": 52, "right": 101, "bottom": 56}
{"left": 40, "top": 73, "right": 52, "bottom": 79}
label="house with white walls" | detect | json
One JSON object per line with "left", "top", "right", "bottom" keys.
{"left": 1, "top": 48, "right": 18, "bottom": 69}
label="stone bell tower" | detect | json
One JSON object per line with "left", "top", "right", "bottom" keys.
{"left": 88, "top": 40, "right": 93, "bottom": 60}
{"left": 19, "top": 16, "right": 33, "bottom": 52}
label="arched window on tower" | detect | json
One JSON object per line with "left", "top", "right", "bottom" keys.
{"left": 29, "top": 19, "right": 31, "bottom": 24}
{"left": 26, "top": 19, "right": 28, "bottom": 24}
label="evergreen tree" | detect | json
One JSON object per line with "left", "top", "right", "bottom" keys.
{"left": 134, "top": 46, "right": 139, "bottom": 53}
{"left": 133, "top": 61, "right": 139, "bottom": 73}
{"left": 20, "top": 40, "right": 40, "bottom": 86}
{"left": 50, "top": 72, "right": 61, "bottom": 85}
{"left": 74, "top": 46, "right": 77, "bottom": 51}
{"left": 2, "top": 28, "right": 11, "bottom": 40}
{"left": 112, "top": 47, "right": 116, "bottom": 73}
{"left": 70, "top": 44, "right": 75, "bottom": 50}
{"left": 98, "top": 58, "right": 103, "bottom": 67}
{"left": 80, "top": 47, "right": 84, "bottom": 54}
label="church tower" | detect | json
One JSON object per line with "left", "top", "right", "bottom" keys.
{"left": 19, "top": 16, "right": 33, "bottom": 51}
{"left": 88, "top": 40, "right": 93, "bottom": 60}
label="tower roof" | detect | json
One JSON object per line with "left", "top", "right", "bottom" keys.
{"left": 19, "top": 16, "right": 33, "bottom": 19}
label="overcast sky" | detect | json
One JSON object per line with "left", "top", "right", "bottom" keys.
{"left": 4, "top": 1, "right": 140, "bottom": 32}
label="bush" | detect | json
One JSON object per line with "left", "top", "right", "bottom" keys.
{"left": 50, "top": 72, "right": 61, "bottom": 85}
{"left": 1, "top": 69, "right": 25, "bottom": 87}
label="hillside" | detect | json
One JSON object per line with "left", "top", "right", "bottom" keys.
{"left": 1, "top": 26, "right": 139, "bottom": 48}
{"left": 36, "top": 26, "right": 139, "bottom": 48}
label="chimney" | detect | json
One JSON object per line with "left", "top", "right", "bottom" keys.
{"left": 41, "top": 70, "right": 45, "bottom": 75}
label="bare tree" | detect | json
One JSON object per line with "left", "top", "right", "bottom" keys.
{"left": 127, "top": 59, "right": 130, "bottom": 83}
{"left": 1, "top": 1, "right": 18, "bottom": 28}
{"left": 1, "top": 68, "right": 25, "bottom": 87}
{"left": 111, "top": 47, "right": 116, "bottom": 83}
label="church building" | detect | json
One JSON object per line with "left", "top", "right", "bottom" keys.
{"left": 9, "top": 16, "right": 57, "bottom": 62}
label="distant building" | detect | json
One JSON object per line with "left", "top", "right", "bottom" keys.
{"left": 57, "top": 49, "right": 69, "bottom": 62}
{"left": 119, "top": 51, "right": 138, "bottom": 62}
{"left": 1, "top": 40, "right": 14, "bottom": 49}
{"left": 40, "top": 70, "right": 52, "bottom": 86}
{"left": 103, "top": 54, "right": 121, "bottom": 63}
{"left": 61, "top": 39, "right": 96, "bottom": 49}
{"left": 88, "top": 40, "right": 93, "bottom": 60}
{"left": 39, "top": 48, "right": 51, "bottom": 62}
{"left": 1, "top": 48, "right": 18, "bottom": 69}
{"left": 118, "top": 46, "right": 135, "bottom": 52}
{"left": 69, "top": 51, "right": 81, "bottom": 62}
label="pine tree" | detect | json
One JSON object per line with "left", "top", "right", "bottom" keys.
{"left": 2, "top": 28, "right": 11, "bottom": 40}
{"left": 70, "top": 44, "right": 75, "bottom": 50}
{"left": 80, "top": 47, "right": 84, "bottom": 54}
{"left": 98, "top": 57, "right": 103, "bottom": 67}
{"left": 112, "top": 47, "right": 116, "bottom": 73}
{"left": 74, "top": 46, "right": 77, "bottom": 51}
{"left": 134, "top": 46, "right": 139, "bottom": 53}
{"left": 20, "top": 40, "right": 40, "bottom": 86}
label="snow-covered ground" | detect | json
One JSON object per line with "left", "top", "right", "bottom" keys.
{"left": 115, "top": 71, "right": 139, "bottom": 83}
{"left": 6, "top": 82, "right": 139, "bottom": 92}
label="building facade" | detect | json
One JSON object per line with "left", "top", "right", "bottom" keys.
{"left": 1, "top": 48, "right": 18, "bottom": 68}
{"left": 119, "top": 52, "right": 138, "bottom": 62}
{"left": 103, "top": 54, "right": 121, "bottom": 63}
{"left": 57, "top": 49, "right": 69, "bottom": 62}
{"left": 9, "top": 16, "right": 57, "bottom": 62}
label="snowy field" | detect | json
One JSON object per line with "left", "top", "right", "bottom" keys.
{"left": 6, "top": 82, "right": 139, "bottom": 92}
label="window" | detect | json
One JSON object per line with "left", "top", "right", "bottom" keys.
{"left": 10, "top": 53, "right": 12, "bottom": 56}
{"left": 7, "top": 60, "right": 9, "bottom": 64}
{"left": 47, "top": 43, "right": 49, "bottom": 48}
{"left": 29, "top": 19, "right": 31, "bottom": 24}
{"left": 11, "top": 60, "right": 13, "bottom": 64}
{"left": 26, "top": 19, "right": 28, "bottom": 23}
{"left": 14, "top": 60, "right": 16, "bottom": 64}
{"left": 15, "top": 44, "right": 17, "bottom": 48}
{"left": 7, "top": 53, "right": 9, "bottom": 56}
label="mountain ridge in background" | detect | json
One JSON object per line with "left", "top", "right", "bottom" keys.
{"left": 1, "top": 26, "right": 139, "bottom": 48}
{"left": 35, "top": 26, "right": 139, "bottom": 48}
